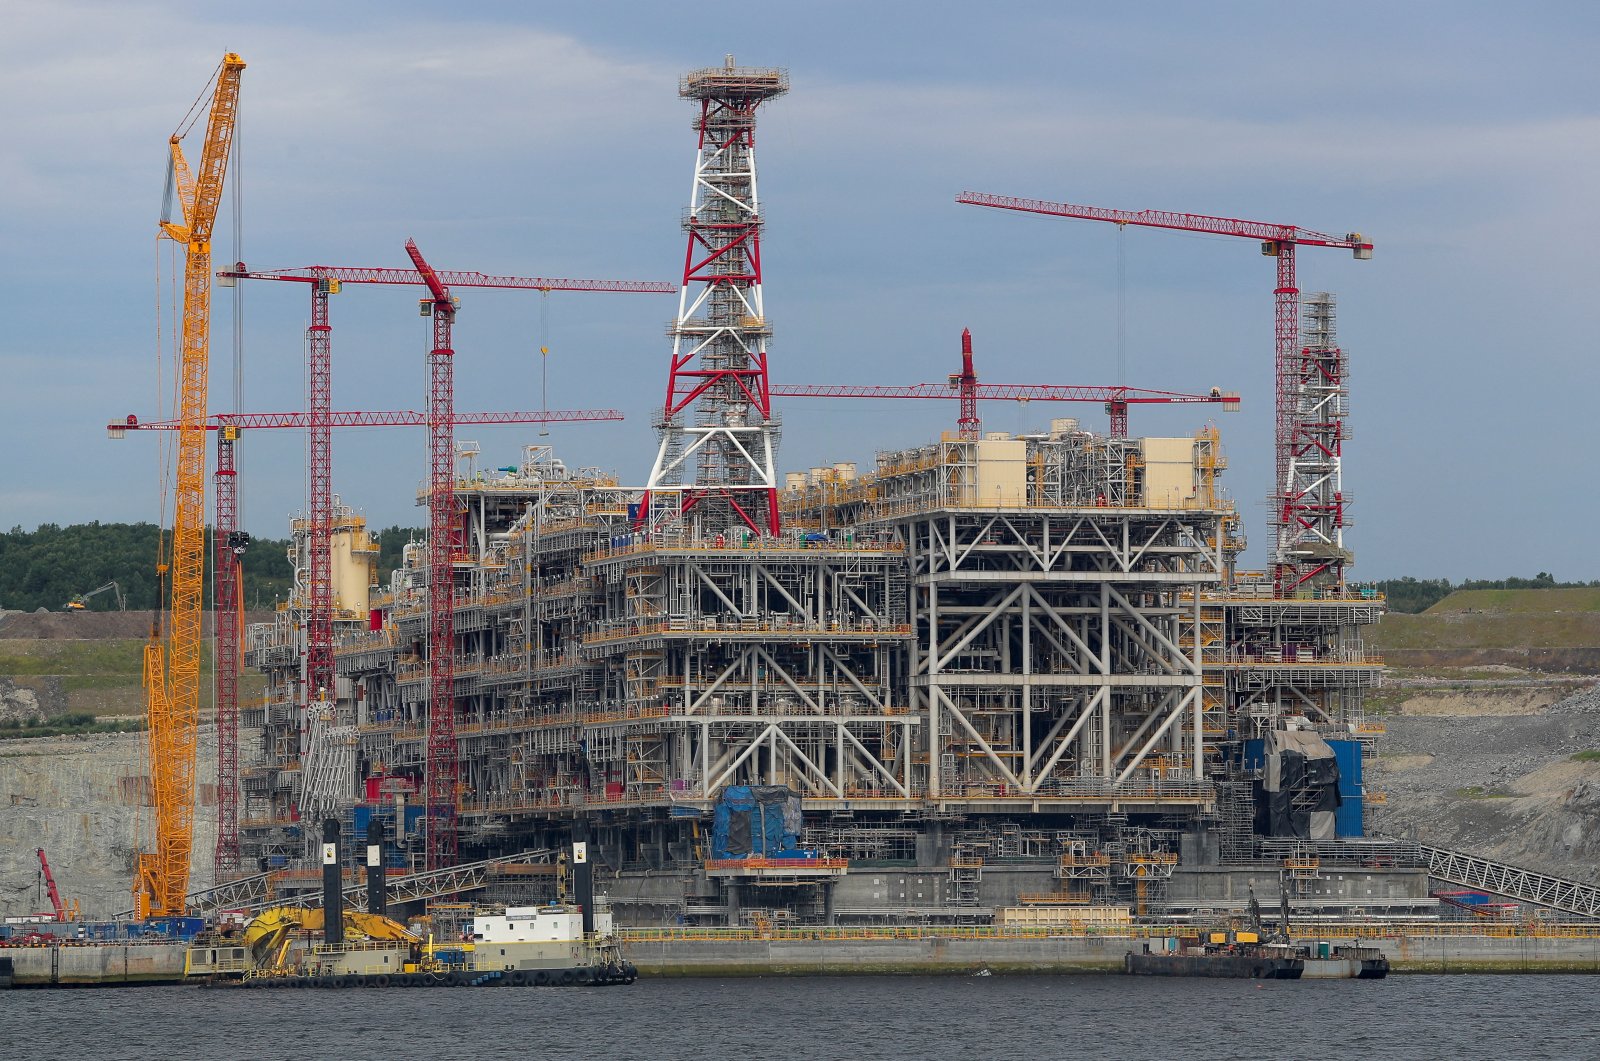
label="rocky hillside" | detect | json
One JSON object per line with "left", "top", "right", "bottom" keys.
{"left": 1368, "top": 589, "right": 1600, "bottom": 883}
{"left": 0, "top": 727, "right": 219, "bottom": 918}
{"left": 0, "top": 610, "right": 244, "bottom": 915}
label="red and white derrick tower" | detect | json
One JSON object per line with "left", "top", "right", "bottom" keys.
{"left": 1280, "top": 292, "right": 1350, "bottom": 591}
{"left": 644, "top": 57, "right": 789, "bottom": 536}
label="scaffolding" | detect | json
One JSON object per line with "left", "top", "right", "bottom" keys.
{"left": 231, "top": 68, "right": 1402, "bottom": 929}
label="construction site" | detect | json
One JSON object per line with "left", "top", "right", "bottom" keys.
{"left": 65, "top": 54, "right": 1600, "bottom": 954}
{"left": 178, "top": 57, "right": 1422, "bottom": 933}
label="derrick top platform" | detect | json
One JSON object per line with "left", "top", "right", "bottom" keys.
{"left": 681, "top": 59, "right": 789, "bottom": 101}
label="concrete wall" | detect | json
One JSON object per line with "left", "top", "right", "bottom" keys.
{"left": 622, "top": 932, "right": 1600, "bottom": 976}
{"left": 1171, "top": 865, "right": 1431, "bottom": 905}
{"left": 3, "top": 940, "right": 188, "bottom": 985}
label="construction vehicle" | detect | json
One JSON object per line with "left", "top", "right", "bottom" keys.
{"left": 183, "top": 902, "right": 633, "bottom": 987}
{"left": 135, "top": 52, "right": 245, "bottom": 921}
{"left": 65, "top": 582, "right": 125, "bottom": 611}
{"left": 35, "top": 849, "right": 80, "bottom": 922}
{"left": 184, "top": 906, "right": 421, "bottom": 979}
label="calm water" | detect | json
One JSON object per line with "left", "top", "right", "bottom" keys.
{"left": 4, "top": 975, "right": 1597, "bottom": 1060}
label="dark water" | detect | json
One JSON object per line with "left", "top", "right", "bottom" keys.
{"left": 5, "top": 975, "right": 1597, "bottom": 1061}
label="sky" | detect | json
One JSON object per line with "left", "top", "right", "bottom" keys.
{"left": 2, "top": 0, "right": 1597, "bottom": 581}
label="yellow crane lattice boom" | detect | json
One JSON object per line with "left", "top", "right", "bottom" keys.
{"left": 137, "top": 52, "right": 245, "bottom": 919}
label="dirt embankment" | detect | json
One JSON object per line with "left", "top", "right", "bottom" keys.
{"left": 0, "top": 610, "right": 278, "bottom": 640}
{"left": 0, "top": 611, "right": 273, "bottom": 720}
{"left": 1373, "top": 683, "right": 1600, "bottom": 882}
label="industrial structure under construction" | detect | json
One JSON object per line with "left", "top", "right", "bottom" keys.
{"left": 231, "top": 58, "right": 1415, "bottom": 928}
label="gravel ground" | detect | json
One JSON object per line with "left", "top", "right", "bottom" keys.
{"left": 1373, "top": 680, "right": 1600, "bottom": 882}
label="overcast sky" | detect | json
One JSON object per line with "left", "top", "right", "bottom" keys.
{"left": 3, "top": 1, "right": 1597, "bottom": 581}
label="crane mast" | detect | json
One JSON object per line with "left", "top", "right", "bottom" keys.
{"left": 137, "top": 53, "right": 244, "bottom": 920}
{"left": 956, "top": 190, "right": 1370, "bottom": 592}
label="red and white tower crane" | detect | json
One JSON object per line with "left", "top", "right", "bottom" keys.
{"left": 212, "top": 258, "right": 669, "bottom": 873}
{"left": 406, "top": 237, "right": 462, "bottom": 871}
{"left": 215, "top": 262, "right": 672, "bottom": 730}
{"left": 642, "top": 58, "right": 789, "bottom": 536}
{"left": 111, "top": 405, "right": 622, "bottom": 877}
{"left": 956, "top": 191, "right": 1371, "bottom": 592}
{"left": 773, "top": 327, "right": 1239, "bottom": 438}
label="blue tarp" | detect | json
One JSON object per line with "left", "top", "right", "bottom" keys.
{"left": 353, "top": 804, "right": 428, "bottom": 867}
{"left": 1242, "top": 739, "right": 1266, "bottom": 775}
{"left": 710, "top": 785, "right": 800, "bottom": 859}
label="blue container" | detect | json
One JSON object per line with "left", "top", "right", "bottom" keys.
{"left": 1242, "top": 739, "right": 1266, "bottom": 775}
{"left": 1328, "top": 739, "right": 1363, "bottom": 796}
{"left": 1335, "top": 795, "right": 1364, "bottom": 838}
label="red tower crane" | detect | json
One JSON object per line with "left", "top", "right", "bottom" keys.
{"left": 956, "top": 191, "right": 1371, "bottom": 590}
{"left": 405, "top": 238, "right": 461, "bottom": 871}
{"left": 214, "top": 258, "right": 670, "bottom": 873}
{"left": 111, "top": 406, "right": 622, "bottom": 878}
{"left": 215, "top": 263, "right": 671, "bottom": 733}
{"left": 772, "top": 328, "right": 1239, "bottom": 438}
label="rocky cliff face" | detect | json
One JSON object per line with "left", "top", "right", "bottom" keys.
{"left": 0, "top": 729, "right": 217, "bottom": 918}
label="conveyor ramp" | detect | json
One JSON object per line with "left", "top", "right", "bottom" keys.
{"left": 1422, "top": 844, "right": 1600, "bottom": 918}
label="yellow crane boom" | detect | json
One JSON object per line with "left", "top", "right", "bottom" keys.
{"left": 136, "top": 52, "right": 245, "bottom": 919}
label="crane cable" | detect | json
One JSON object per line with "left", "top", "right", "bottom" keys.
{"left": 539, "top": 292, "right": 551, "bottom": 437}
{"left": 170, "top": 58, "right": 224, "bottom": 142}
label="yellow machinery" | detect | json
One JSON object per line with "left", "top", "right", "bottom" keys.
{"left": 188, "top": 906, "right": 420, "bottom": 977}
{"left": 135, "top": 53, "right": 246, "bottom": 919}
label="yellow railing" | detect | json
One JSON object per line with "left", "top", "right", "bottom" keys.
{"left": 614, "top": 921, "right": 1600, "bottom": 943}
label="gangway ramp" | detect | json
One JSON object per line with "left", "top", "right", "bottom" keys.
{"left": 1423, "top": 844, "right": 1600, "bottom": 919}
{"left": 175, "top": 849, "right": 557, "bottom": 915}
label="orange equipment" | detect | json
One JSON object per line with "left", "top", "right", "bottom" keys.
{"left": 135, "top": 53, "right": 245, "bottom": 920}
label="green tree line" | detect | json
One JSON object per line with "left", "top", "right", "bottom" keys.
{"left": 1374, "top": 572, "right": 1600, "bottom": 613}
{"left": 0, "top": 522, "right": 421, "bottom": 612}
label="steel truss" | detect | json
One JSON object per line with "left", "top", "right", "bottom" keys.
{"left": 644, "top": 60, "right": 789, "bottom": 535}
{"left": 890, "top": 505, "right": 1223, "bottom": 798}
{"left": 1275, "top": 292, "right": 1351, "bottom": 592}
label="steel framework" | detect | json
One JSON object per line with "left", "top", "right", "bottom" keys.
{"left": 1277, "top": 292, "right": 1351, "bottom": 591}
{"left": 112, "top": 406, "right": 623, "bottom": 875}
{"left": 955, "top": 190, "right": 1371, "bottom": 592}
{"left": 643, "top": 58, "right": 789, "bottom": 535}
{"left": 1422, "top": 844, "right": 1600, "bottom": 919}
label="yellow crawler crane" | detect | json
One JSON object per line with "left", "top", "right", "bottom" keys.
{"left": 136, "top": 53, "right": 246, "bottom": 920}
